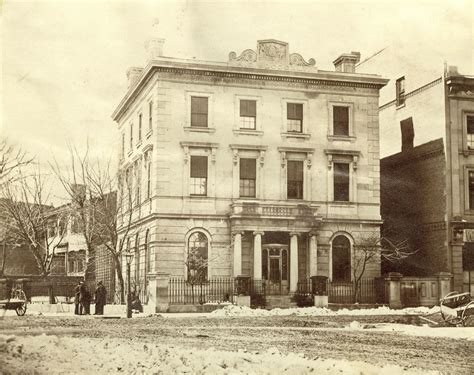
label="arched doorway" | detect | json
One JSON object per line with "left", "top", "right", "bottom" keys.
{"left": 262, "top": 244, "right": 289, "bottom": 294}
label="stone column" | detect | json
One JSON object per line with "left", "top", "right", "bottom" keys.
{"left": 233, "top": 232, "right": 243, "bottom": 277}
{"left": 253, "top": 231, "right": 264, "bottom": 280}
{"left": 385, "top": 272, "right": 403, "bottom": 309}
{"left": 309, "top": 232, "right": 318, "bottom": 277}
{"left": 437, "top": 272, "right": 452, "bottom": 299}
{"left": 147, "top": 272, "right": 170, "bottom": 314}
{"left": 290, "top": 232, "right": 300, "bottom": 292}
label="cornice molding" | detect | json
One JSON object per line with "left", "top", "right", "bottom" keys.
{"left": 112, "top": 61, "right": 388, "bottom": 122}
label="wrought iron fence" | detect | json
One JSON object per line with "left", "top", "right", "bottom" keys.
{"left": 169, "top": 277, "right": 235, "bottom": 305}
{"left": 297, "top": 278, "right": 383, "bottom": 304}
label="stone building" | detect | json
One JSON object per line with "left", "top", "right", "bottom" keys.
{"left": 359, "top": 46, "right": 474, "bottom": 295}
{"left": 112, "top": 38, "right": 388, "bottom": 307}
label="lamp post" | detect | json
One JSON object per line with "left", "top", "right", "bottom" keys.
{"left": 124, "top": 250, "right": 134, "bottom": 319}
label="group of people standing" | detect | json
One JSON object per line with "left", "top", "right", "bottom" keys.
{"left": 74, "top": 281, "right": 107, "bottom": 315}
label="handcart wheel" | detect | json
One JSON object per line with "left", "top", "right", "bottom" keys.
{"left": 15, "top": 303, "right": 27, "bottom": 316}
{"left": 440, "top": 310, "right": 463, "bottom": 326}
{"left": 440, "top": 291, "right": 463, "bottom": 326}
{"left": 461, "top": 301, "right": 474, "bottom": 327}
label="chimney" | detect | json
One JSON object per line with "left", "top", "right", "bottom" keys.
{"left": 447, "top": 65, "right": 459, "bottom": 77}
{"left": 145, "top": 38, "right": 165, "bottom": 60}
{"left": 126, "top": 67, "right": 143, "bottom": 88}
{"left": 400, "top": 117, "right": 414, "bottom": 152}
{"left": 333, "top": 51, "right": 361, "bottom": 73}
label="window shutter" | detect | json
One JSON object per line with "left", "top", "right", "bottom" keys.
{"left": 240, "top": 158, "right": 256, "bottom": 179}
{"left": 191, "top": 156, "right": 208, "bottom": 178}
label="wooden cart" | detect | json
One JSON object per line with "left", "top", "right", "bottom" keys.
{"left": 0, "top": 289, "right": 27, "bottom": 316}
{"left": 439, "top": 291, "right": 474, "bottom": 327}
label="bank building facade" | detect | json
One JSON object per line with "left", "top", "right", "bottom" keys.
{"left": 112, "top": 37, "right": 387, "bottom": 309}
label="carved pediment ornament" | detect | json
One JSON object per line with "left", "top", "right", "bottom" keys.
{"left": 258, "top": 42, "right": 287, "bottom": 61}
{"left": 229, "top": 49, "right": 257, "bottom": 63}
{"left": 228, "top": 40, "right": 316, "bottom": 71}
{"left": 289, "top": 53, "right": 316, "bottom": 67}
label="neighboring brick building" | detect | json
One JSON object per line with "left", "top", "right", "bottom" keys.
{"left": 381, "top": 139, "right": 446, "bottom": 275}
{"left": 359, "top": 47, "right": 474, "bottom": 295}
{"left": 112, "top": 37, "right": 388, "bottom": 309}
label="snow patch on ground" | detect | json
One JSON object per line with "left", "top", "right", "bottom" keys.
{"left": 0, "top": 334, "right": 440, "bottom": 374}
{"left": 211, "top": 304, "right": 439, "bottom": 317}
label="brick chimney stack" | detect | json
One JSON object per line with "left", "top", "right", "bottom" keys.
{"left": 145, "top": 18, "right": 165, "bottom": 61}
{"left": 333, "top": 51, "right": 361, "bottom": 73}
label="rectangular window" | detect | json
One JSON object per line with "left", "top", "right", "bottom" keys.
{"left": 148, "top": 101, "right": 153, "bottom": 131}
{"left": 191, "top": 96, "right": 208, "bottom": 127}
{"left": 467, "top": 115, "right": 474, "bottom": 150}
{"left": 469, "top": 171, "right": 474, "bottom": 209}
{"left": 333, "top": 106, "right": 349, "bottom": 136}
{"left": 121, "top": 133, "right": 125, "bottom": 158}
{"left": 190, "top": 156, "right": 208, "bottom": 196}
{"left": 138, "top": 114, "right": 142, "bottom": 142}
{"left": 239, "top": 100, "right": 256, "bottom": 130}
{"left": 396, "top": 77, "right": 406, "bottom": 106}
{"left": 287, "top": 103, "right": 303, "bottom": 133}
{"left": 334, "top": 163, "right": 350, "bottom": 202}
{"left": 287, "top": 160, "right": 303, "bottom": 199}
{"left": 239, "top": 158, "right": 256, "bottom": 197}
{"left": 129, "top": 123, "right": 133, "bottom": 149}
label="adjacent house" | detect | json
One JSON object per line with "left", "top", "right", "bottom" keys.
{"left": 358, "top": 46, "right": 474, "bottom": 295}
{"left": 112, "top": 37, "right": 388, "bottom": 309}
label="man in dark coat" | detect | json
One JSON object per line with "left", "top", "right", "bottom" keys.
{"left": 74, "top": 281, "right": 83, "bottom": 315}
{"left": 94, "top": 281, "right": 107, "bottom": 315}
{"left": 81, "top": 284, "right": 91, "bottom": 315}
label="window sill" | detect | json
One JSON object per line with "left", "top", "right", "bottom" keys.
{"left": 327, "top": 135, "right": 356, "bottom": 142}
{"left": 233, "top": 129, "right": 264, "bottom": 136}
{"left": 136, "top": 140, "right": 142, "bottom": 148}
{"left": 281, "top": 132, "right": 311, "bottom": 139}
{"left": 127, "top": 150, "right": 133, "bottom": 157}
{"left": 330, "top": 201, "right": 355, "bottom": 207}
{"left": 396, "top": 103, "right": 406, "bottom": 110}
{"left": 184, "top": 127, "right": 216, "bottom": 133}
{"left": 461, "top": 149, "right": 474, "bottom": 157}
{"left": 146, "top": 130, "right": 153, "bottom": 139}
{"left": 189, "top": 195, "right": 210, "bottom": 199}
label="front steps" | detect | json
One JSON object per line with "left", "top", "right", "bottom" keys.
{"left": 265, "top": 294, "right": 297, "bottom": 309}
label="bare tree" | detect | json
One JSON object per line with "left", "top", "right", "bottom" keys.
{"left": 352, "top": 231, "right": 416, "bottom": 303}
{"left": 0, "top": 171, "right": 68, "bottom": 277}
{"left": 52, "top": 144, "right": 136, "bottom": 303}
{"left": 0, "top": 138, "right": 33, "bottom": 186}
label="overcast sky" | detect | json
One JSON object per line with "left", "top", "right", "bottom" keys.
{"left": 2, "top": 0, "right": 473, "bottom": 170}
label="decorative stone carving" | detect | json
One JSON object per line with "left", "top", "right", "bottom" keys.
{"left": 258, "top": 40, "right": 287, "bottom": 61}
{"left": 229, "top": 49, "right": 257, "bottom": 63}
{"left": 289, "top": 53, "right": 316, "bottom": 67}
{"left": 228, "top": 39, "right": 317, "bottom": 72}
{"left": 232, "top": 149, "right": 239, "bottom": 165}
{"left": 280, "top": 151, "right": 286, "bottom": 169}
{"left": 259, "top": 150, "right": 265, "bottom": 167}
{"left": 307, "top": 153, "right": 313, "bottom": 169}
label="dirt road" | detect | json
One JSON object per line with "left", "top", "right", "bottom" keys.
{"left": 1, "top": 315, "right": 472, "bottom": 374}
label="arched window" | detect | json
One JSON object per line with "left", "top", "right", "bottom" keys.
{"left": 332, "top": 235, "right": 351, "bottom": 282}
{"left": 187, "top": 231, "right": 208, "bottom": 282}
